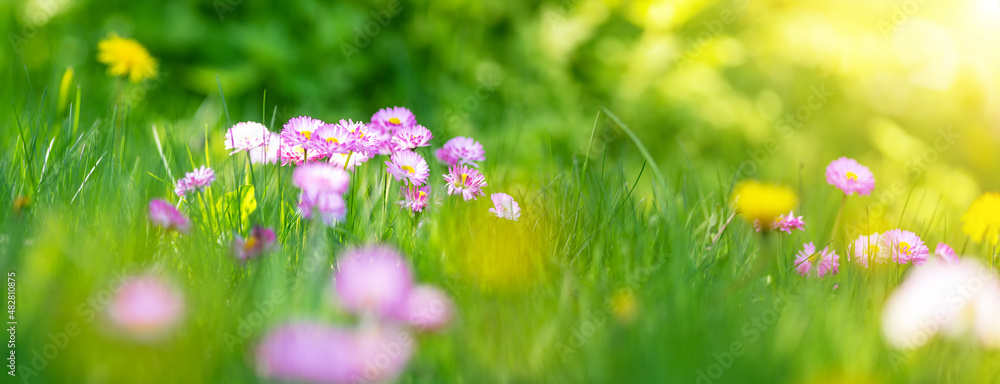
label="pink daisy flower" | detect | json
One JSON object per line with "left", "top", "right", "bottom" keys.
{"left": 339, "top": 119, "right": 382, "bottom": 156}
{"left": 174, "top": 166, "right": 215, "bottom": 197}
{"left": 293, "top": 163, "right": 351, "bottom": 225}
{"left": 935, "top": 243, "right": 960, "bottom": 265}
{"left": 233, "top": 225, "right": 277, "bottom": 263}
{"left": 825, "top": 157, "right": 876, "bottom": 196}
{"left": 278, "top": 140, "right": 327, "bottom": 165}
{"left": 281, "top": 116, "right": 326, "bottom": 146}
{"left": 849, "top": 232, "right": 885, "bottom": 267}
{"left": 249, "top": 132, "right": 281, "bottom": 165}
{"left": 435, "top": 136, "right": 485, "bottom": 167}
{"left": 225, "top": 122, "right": 271, "bottom": 154}
{"left": 398, "top": 185, "right": 429, "bottom": 212}
{"left": 390, "top": 124, "right": 433, "bottom": 153}
{"left": 488, "top": 192, "right": 521, "bottom": 221}
{"left": 778, "top": 211, "right": 805, "bottom": 233}
{"left": 794, "top": 242, "right": 817, "bottom": 276}
{"left": 385, "top": 150, "right": 430, "bottom": 186}
{"left": 370, "top": 106, "right": 417, "bottom": 134}
{"left": 878, "top": 229, "right": 930, "bottom": 265}
{"left": 149, "top": 199, "right": 190, "bottom": 233}
{"left": 753, "top": 211, "right": 805, "bottom": 233}
{"left": 308, "top": 123, "right": 355, "bottom": 157}
{"left": 333, "top": 245, "right": 413, "bottom": 318}
{"left": 108, "top": 275, "right": 184, "bottom": 340}
{"left": 443, "top": 164, "right": 487, "bottom": 201}
{"left": 255, "top": 322, "right": 360, "bottom": 384}
{"left": 795, "top": 242, "right": 839, "bottom": 278}
{"left": 816, "top": 247, "right": 840, "bottom": 277}
{"left": 399, "top": 285, "right": 454, "bottom": 332}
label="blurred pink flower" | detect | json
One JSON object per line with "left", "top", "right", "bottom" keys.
{"left": 294, "top": 162, "right": 351, "bottom": 195}
{"left": 174, "top": 165, "right": 215, "bottom": 197}
{"left": 488, "top": 192, "right": 521, "bottom": 221}
{"left": 390, "top": 124, "right": 433, "bottom": 153}
{"left": 443, "top": 164, "right": 487, "bottom": 201}
{"left": 398, "top": 185, "right": 429, "bottom": 212}
{"left": 825, "top": 157, "right": 876, "bottom": 195}
{"left": 255, "top": 322, "right": 360, "bottom": 384}
{"left": 849, "top": 232, "right": 885, "bottom": 267}
{"left": 293, "top": 163, "right": 350, "bottom": 225}
{"left": 108, "top": 275, "right": 184, "bottom": 340}
{"left": 882, "top": 258, "right": 1000, "bottom": 349}
{"left": 225, "top": 121, "right": 270, "bottom": 154}
{"left": 879, "top": 229, "right": 930, "bottom": 265}
{"left": 435, "top": 136, "right": 485, "bottom": 167}
{"left": 333, "top": 246, "right": 413, "bottom": 318}
{"left": 353, "top": 325, "right": 414, "bottom": 383}
{"left": 399, "top": 285, "right": 454, "bottom": 332}
{"left": 935, "top": 243, "right": 960, "bottom": 265}
{"left": 233, "top": 225, "right": 277, "bottom": 262}
{"left": 385, "top": 150, "right": 430, "bottom": 186}
{"left": 148, "top": 199, "right": 189, "bottom": 233}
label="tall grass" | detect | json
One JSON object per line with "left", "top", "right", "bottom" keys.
{"left": 2, "top": 73, "right": 999, "bottom": 384}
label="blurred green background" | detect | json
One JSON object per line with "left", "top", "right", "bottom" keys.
{"left": 3, "top": 0, "right": 1000, "bottom": 383}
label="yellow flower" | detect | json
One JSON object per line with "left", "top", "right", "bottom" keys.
{"left": 731, "top": 180, "right": 798, "bottom": 225}
{"left": 962, "top": 192, "right": 1000, "bottom": 244}
{"left": 611, "top": 289, "right": 638, "bottom": 324}
{"left": 97, "top": 33, "right": 157, "bottom": 83}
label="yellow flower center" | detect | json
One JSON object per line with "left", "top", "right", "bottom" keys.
{"left": 401, "top": 165, "right": 415, "bottom": 174}
{"left": 326, "top": 137, "right": 339, "bottom": 144}
{"left": 243, "top": 237, "right": 257, "bottom": 252}
{"left": 389, "top": 117, "right": 402, "bottom": 125}
{"left": 846, "top": 171, "right": 858, "bottom": 181}
{"left": 460, "top": 173, "right": 469, "bottom": 186}
{"left": 898, "top": 241, "right": 911, "bottom": 254}
{"left": 418, "top": 191, "right": 426, "bottom": 198}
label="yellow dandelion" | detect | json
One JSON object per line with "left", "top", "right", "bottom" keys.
{"left": 97, "top": 33, "right": 157, "bottom": 83}
{"left": 961, "top": 192, "right": 1000, "bottom": 244}
{"left": 731, "top": 180, "right": 798, "bottom": 225}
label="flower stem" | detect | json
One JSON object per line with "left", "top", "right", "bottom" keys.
{"left": 343, "top": 151, "right": 353, "bottom": 171}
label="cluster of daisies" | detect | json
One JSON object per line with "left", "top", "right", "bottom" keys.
{"left": 148, "top": 106, "right": 525, "bottom": 260}
{"left": 256, "top": 245, "right": 453, "bottom": 384}
{"left": 734, "top": 156, "right": 1000, "bottom": 350}
{"left": 222, "top": 106, "right": 520, "bottom": 221}
{"left": 736, "top": 157, "right": 986, "bottom": 279}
